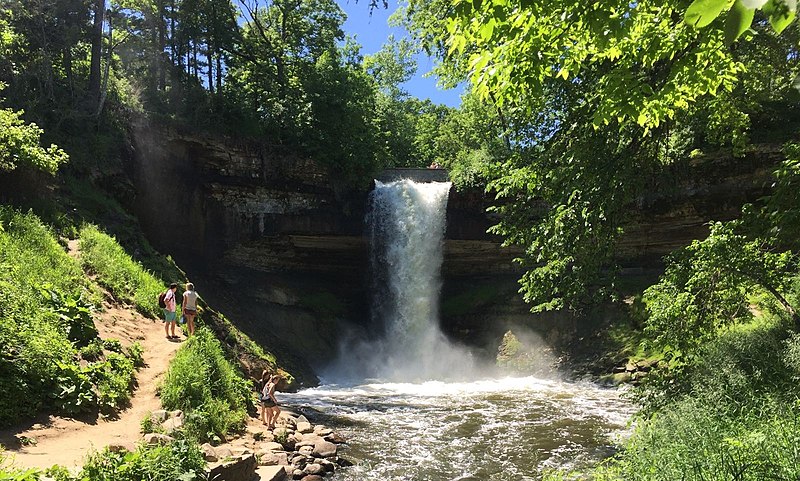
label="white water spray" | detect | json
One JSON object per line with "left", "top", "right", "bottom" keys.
{"left": 324, "top": 179, "right": 481, "bottom": 382}
{"left": 364, "top": 179, "right": 479, "bottom": 381}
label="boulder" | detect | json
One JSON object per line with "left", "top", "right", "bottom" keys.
{"left": 161, "top": 416, "right": 184, "bottom": 434}
{"left": 302, "top": 476, "right": 324, "bottom": 481}
{"left": 313, "top": 427, "right": 333, "bottom": 437}
{"left": 303, "top": 463, "right": 325, "bottom": 476}
{"left": 317, "top": 458, "right": 335, "bottom": 472}
{"left": 107, "top": 442, "right": 136, "bottom": 453}
{"left": 215, "top": 446, "right": 235, "bottom": 460}
{"left": 324, "top": 432, "right": 346, "bottom": 444}
{"left": 201, "top": 443, "right": 218, "bottom": 462}
{"left": 143, "top": 433, "right": 174, "bottom": 445}
{"left": 295, "top": 415, "right": 310, "bottom": 425}
{"left": 312, "top": 440, "right": 337, "bottom": 458}
{"left": 291, "top": 468, "right": 305, "bottom": 479}
{"left": 336, "top": 457, "right": 354, "bottom": 467}
{"left": 206, "top": 454, "right": 257, "bottom": 481}
{"left": 298, "top": 445, "right": 314, "bottom": 456}
{"left": 259, "top": 451, "right": 289, "bottom": 466}
{"left": 295, "top": 421, "right": 313, "bottom": 434}
{"left": 262, "top": 442, "right": 285, "bottom": 452}
{"left": 255, "top": 466, "right": 287, "bottom": 481}
{"left": 295, "top": 434, "right": 322, "bottom": 447}
{"left": 290, "top": 454, "right": 309, "bottom": 469}
{"left": 150, "top": 410, "right": 169, "bottom": 422}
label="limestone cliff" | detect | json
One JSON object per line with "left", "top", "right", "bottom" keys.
{"left": 128, "top": 120, "right": 782, "bottom": 379}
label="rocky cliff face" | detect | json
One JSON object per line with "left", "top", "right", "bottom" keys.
{"left": 129, "top": 120, "right": 781, "bottom": 379}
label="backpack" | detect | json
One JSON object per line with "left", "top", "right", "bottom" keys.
{"left": 158, "top": 291, "right": 167, "bottom": 309}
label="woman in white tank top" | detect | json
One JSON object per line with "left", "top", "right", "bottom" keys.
{"left": 182, "top": 282, "right": 199, "bottom": 336}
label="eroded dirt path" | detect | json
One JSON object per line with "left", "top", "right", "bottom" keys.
{"left": 0, "top": 302, "right": 183, "bottom": 469}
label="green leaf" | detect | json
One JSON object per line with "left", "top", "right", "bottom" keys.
{"left": 763, "top": 0, "right": 797, "bottom": 33}
{"left": 793, "top": 72, "right": 800, "bottom": 92}
{"left": 685, "top": 0, "right": 732, "bottom": 28}
{"left": 724, "top": 0, "right": 756, "bottom": 45}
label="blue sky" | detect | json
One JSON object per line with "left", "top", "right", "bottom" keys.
{"left": 337, "top": 0, "right": 464, "bottom": 107}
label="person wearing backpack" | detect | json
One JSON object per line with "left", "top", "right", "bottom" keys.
{"left": 160, "top": 283, "right": 179, "bottom": 339}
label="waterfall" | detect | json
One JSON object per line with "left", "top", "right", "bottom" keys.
{"left": 363, "top": 179, "right": 476, "bottom": 381}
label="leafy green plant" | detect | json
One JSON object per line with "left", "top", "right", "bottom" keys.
{"left": 50, "top": 361, "right": 96, "bottom": 415}
{"left": 79, "top": 441, "right": 205, "bottom": 481}
{"left": 40, "top": 287, "right": 98, "bottom": 347}
{"left": 0, "top": 103, "right": 68, "bottom": 175}
{"left": 80, "top": 339, "right": 104, "bottom": 362}
{"left": 103, "top": 338, "right": 124, "bottom": 353}
{"left": 126, "top": 342, "right": 145, "bottom": 368}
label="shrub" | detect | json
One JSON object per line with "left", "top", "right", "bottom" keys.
{"left": 160, "top": 328, "right": 250, "bottom": 441}
{"left": 551, "top": 317, "right": 800, "bottom": 481}
{"left": 78, "top": 225, "right": 163, "bottom": 317}
{"left": 80, "top": 339, "right": 105, "bottom": 361}
{"left": 79, "top": 440, "right": 205, "bottom": 481}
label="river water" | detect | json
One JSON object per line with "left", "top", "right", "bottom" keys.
{"left": 282, "top": 377, "right": 634, "bottom": 480}
{"left": 288, "top": 179, "right": 635, "bottom": 479}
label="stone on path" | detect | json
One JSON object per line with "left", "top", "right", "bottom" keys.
{"left": 201, "top": 443, "right": 218, "bottom": 462}
{"left": 255, "top": 465, "right": 287, "bottom": 481}
{"left": 143, "top": 433, "right": 174, "bottom": 445}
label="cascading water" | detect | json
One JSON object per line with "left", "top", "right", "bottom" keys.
{"left": 364, "top": 180, "right": 477, "bottom": 381}
{"left": 289, "top": 178, "right": 635, "bottom": 480}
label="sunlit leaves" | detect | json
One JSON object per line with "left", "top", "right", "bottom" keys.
{"left": 685, "top": 0, "right": 797, "bottom": 40}
{"left": 725, "top": 0, "right": 756, "bottom": 45}
{"left": 0, "top": 106, "right": 68, "bottom": 175}
{"left": 685, "top": 0, "right": 734, "bottom": 28}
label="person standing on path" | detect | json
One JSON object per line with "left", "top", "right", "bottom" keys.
{"left": 163, "top": 283, "right": 178, "bottom": 339}
{"left": 182, "top": 282, "right": 198, "bottom": 336}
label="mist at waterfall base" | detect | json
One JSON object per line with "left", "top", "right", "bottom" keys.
{"left": 324, "top": 179, "right": 492, "bottom": 382}
{"left": 295, "top": 179, "right": 634, "bottom": 480}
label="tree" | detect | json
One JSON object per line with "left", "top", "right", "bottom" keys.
{"left": 0, "top": 103, "right": 69, "bottom": 175}
{"left": 404, "top": 0, "right": 800, "bottom": 312}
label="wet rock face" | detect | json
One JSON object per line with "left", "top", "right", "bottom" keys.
{"left": 129, "top": 124, "right": 781, "bottom": 378}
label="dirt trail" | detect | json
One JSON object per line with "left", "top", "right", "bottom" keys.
{"left": 0, "top": 242, "right": 184, "bottom": 470}
{"left": 0, "top": 302, "right": 183, "bottom": 469}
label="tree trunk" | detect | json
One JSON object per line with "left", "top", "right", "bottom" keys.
{"left": 63, "top": 46, "right": 73, "bottom": 97}
{"left": 157, "top": 0, "right": 166, "bottom": 91}
{"left": 88, "top": 0, "right": 105, "bottom": 98}
{"left": 207, "top": 48, "right": 214, "bottom": 93}
{"left": 96, "top": 16, "right": 113, "bottom": 117}
{"left": 170, "top": 0, "right": 176, "bottom": 64}
{"left": 216, "top": 55, "right": 222, "bottom": 91}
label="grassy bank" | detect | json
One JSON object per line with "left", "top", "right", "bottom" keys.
{"left": 0, "top": 208, "right": 142, "bottom": 425}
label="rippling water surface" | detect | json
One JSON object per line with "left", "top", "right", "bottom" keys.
{"left": 282, "top": 376, "right": 635, "bottom": 481}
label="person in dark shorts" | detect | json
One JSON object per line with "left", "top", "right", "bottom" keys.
{"left": 260, "top": 371, "right": 282, "bottom": 428}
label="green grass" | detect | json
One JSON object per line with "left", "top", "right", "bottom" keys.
{"left": 0, "top": 208, "right": 143, "bottom": 426}
{"left": 0, "top": 207, "right": 87, "bottom": 425}
{"left": 160, "top": 328, "right": 251, "bottom": 442}
{"left": 74, "top": 440, "right": 205, "bottom": 481}
{"left": 78, "top": 224, "right": 164, "bottom": 318}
